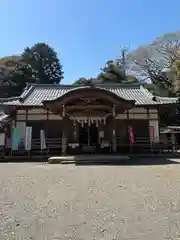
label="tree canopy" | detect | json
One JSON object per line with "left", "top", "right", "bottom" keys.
{"left": 0, "top": 56, "right": 23, "bottom": 97}
{"left": 2, "top": 32, "right": 180, "bottom": 99}
{"left": 21, "top": 43, "right": 63, "bottom": 84}
{"left": 0, "top": 43, "right": 64, "bottom": 97}
{"left": 127, "top": 31, "right": 180, "bottom": 96}
{"left": 98, "top": 60, "right": 126, "bottom": 83}
{"left": 97, "top": 48, "right": 139, "bottom": 84}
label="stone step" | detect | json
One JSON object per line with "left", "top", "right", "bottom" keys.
{"left": 48, "top": 155, "right": 130, "bottom": 164}
{"left": 61, "top": 160, "right": 75, "bottom": 164}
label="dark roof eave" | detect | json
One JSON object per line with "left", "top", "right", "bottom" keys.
{"left": 137, "top": 102, "right": 179, "bottom": 107}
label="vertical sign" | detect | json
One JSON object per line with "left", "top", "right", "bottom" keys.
{"left": 128, "top": 126, "right": 134, "bottom": 144}
{"left": 25, "top": 127, "right": 32, "bottom": 150}
{"left": 149, "top": 126, "right": 155, "bottom": 143}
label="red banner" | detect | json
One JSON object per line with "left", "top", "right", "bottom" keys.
{"left": 149, "top": 126, "right": 155, "bottom": 143}
{"left": 128, "top": 126, "right": 134, "bottom": 144}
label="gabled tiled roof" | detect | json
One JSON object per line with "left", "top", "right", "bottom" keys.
{"left": 0, "top": 83, "right": 178, "bottom": 107}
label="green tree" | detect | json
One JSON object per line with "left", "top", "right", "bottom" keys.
{"left": 98, "top": 48, "right": 139, "bottom": 84}
{"left": 0, "top": 55, "right": 23, "bottom": 97}
{"left": 170, "top": 57, "right": 180, "bottom": 95}
{"left": 0, "top": 43, "right": 64, "bottom": 97}
{"left": 73, "top": 78, "right": 88, "bottom": 85}
{"left": 126, "top": 75, "right": 139, "bottom": 83}
{"left": 73, "top": 78, "right": 95, "bottom": 86}
{"left": 21, "top": 43, "right": 64, "bottom": 84}
{"left": 98, "top": 60, "right": 139, "bottom": 83}
{"left": 98, "top": 60, "right": 126, "bottom": 83}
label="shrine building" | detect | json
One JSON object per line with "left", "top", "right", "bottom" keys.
{"left": 0, "top": 83, "right": 178, "bottom": 155}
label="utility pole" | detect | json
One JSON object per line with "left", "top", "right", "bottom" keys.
{"left": 121, "top": 47, "right": 127, "bottom": 80}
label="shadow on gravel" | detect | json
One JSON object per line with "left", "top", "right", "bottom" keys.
{"left": 75, "top": 157, "right": 180, "bottom": 166}
{"left": 0, "top": 158, "right": 48, "bottom": 163}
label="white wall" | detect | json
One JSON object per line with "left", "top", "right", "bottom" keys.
{"left": 116, "top": 108, "right": 158, "bottom": 120}
{"left": 16, "top": 109, "right": 62, "bottom": 121}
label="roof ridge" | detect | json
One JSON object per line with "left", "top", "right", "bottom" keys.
{"left": 19, "top": 85, "right": 35, "bottom": 102}
{"left": 24, "top": 83, "right": 142, "bottom": 89}
{"left": 26, "top": 83, "right": 75, "bottom": 88}
{"left": 97, "top": 83, "right": 141, "bottom": 88}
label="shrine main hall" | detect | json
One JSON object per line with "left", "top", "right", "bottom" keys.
{"left": 0, "top": 83, "right": 178, "bottom": 155}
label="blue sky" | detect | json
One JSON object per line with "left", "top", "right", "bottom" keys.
{"left": 0, "top": 0, "right": 179, "bottom": 83}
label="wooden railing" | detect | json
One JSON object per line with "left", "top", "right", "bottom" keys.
{"left": 31, "top": 138, "right": 62, "bottom": 154}
{"left": 46, "top": 138, "right": 62, "bottom": 150}
{"left": 31, "top": 138, "right": 40, "bottom": 150}
{"left": 1, "top": 138, "right": 180, "bottom": 157}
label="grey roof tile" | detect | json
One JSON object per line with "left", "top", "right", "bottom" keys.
{"left": 0, "top": 114, "right": 9, "bottom": 122}
{"left": 0, "top": 84, "right": 178, "bottom": 106}
{"left": 155, "top": 96, "right": 178, "bottom": 104}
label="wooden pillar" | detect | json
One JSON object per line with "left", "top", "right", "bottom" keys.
{"left": 44, "top": 109, "right": 48, "bottom": 154}
{"left": 171, "top": 132, "right": 176, "bottom": 152}
{"left": 112, "top": 118, "right": 116, "bottom": 153}
{"left": 73, "top": 120, "right": 78, "bottom": 142}
{"left": 62, "top": 131, "right": 67, "bottom": 155}
{"left": 62, "top": 115, "right": 68, "bottom": 156}
{"left": 127, "top": 109, "right": 132, "bottom": 153}
{"left": 111, "top": 105, "right": 116, "bottom": 153}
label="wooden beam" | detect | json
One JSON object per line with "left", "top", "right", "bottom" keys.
{"left": 66, "top": 105, "right": 112, "bottom": 110}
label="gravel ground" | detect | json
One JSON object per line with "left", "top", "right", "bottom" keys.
{"left": 0, "top": 160, "right": 180, "bottom": 239}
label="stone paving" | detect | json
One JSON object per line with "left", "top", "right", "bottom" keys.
{"left": 0, "top": 160, "right": 180, "bottom": 239}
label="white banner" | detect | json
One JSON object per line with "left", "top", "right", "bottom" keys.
{"left": 149, "top": 120, "right": 159, "bottom": 143}
{"left": 0, "top": 133, "right": 5, "bottom": 146}
{"left": 16, "top": 121, "right": 26, "bottom": 145}
{"left": 25, "top": 127, "right": 32, "bottom": 150}
{"left": 40, "top": 130, "right": 46, "bottom": 150}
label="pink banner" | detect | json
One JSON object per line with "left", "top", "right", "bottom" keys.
{"left": 149, "top": 126, "right": 154, "bottom": 143}
{"left": 128, "top": 126, "right": 134, "bottom": 144}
